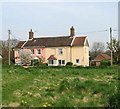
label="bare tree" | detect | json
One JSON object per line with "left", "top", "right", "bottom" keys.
{"left": 107, "top": 38, "right": 120, "bottom": 64}
{"left": 0, "top": 39, "right": 19, "bottom": 63}
{"left": 0, "top": 39, "right": 19, "bottom": 50}
{"left": 19, "top": 49, "right": 32, "bottom": 65}
{"left": 10, "top": 39, "right": 19, "bottom": 50}
{"left": 90, "top": 42, "right": 105, "bottom": 60}
{"left": 0, "top": 40, "right": 7, "bottom": 50}
{"left": 92, "top": 42, "right": 105, "bottom": 52}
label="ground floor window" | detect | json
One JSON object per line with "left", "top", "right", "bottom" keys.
{"left": 76, "top": 59, "right": 80, "bottom": 64}
{"left": 48, "top": 60, "right": 56, "bottom": 65}
{"left": 58, "top": 60, "right": 65, "bottom": 65}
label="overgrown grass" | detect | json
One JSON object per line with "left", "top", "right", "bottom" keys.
{"left": 2, "top": 65, "right": 119, "bottom": 107}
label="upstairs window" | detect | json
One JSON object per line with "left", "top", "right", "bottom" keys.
{"left": 58, "top": 48, "right": 63, "bottom": 55}
{"left": 18, "top": 50, "right": 20, "bottom": 54}
{"left": 76, "top": 59, "right": 80, "bottom": 64}
{"left": 37, "top": 49, "right": 41, "bottom": 54}
{"left": 31, "top": 49, "right": 34, "bottom": 54}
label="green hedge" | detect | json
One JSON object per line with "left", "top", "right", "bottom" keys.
{"left": 100, "top": 60, "right": 111, "bottom": 66}
{"left": 66, "top": 62, "right": 73, "bottom": 66}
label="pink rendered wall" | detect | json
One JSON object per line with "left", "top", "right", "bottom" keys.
{"left": 15, "top": 50, "right": 21, "bottom": 64}
{"left": 14, "top": 47, "right": 46, "bottom": 64}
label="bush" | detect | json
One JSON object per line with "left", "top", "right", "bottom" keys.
{"left": 2, "top": 58, "right": 13, "bottom": 65}
{"left": 40, "top": 63, "right": 48, "bottom": 66}
{"left": 100, "top": 60, "right": 111, "bottom": 66}
{"left": 76, "top": 66, "right": 84, "bottom": 69}
{"left": 66, "top": 62, "right": 73, "bottom": 66}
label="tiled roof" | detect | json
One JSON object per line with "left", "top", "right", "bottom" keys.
{"left": 23, "top": 36, "right": 73, "bottom": 48}
{"left": 94, "top": 54, "right": 111, "bottom": 60}
{"left": 15, "top": 41, "right": 26, "bottom": 49}
{"left": 47, "top": 55, "right": 57, "bottom": 60}
{"left": 17, "top": 36, "right": 88, "bottom": 48}
{"left": 72, "top": 37, "right": 87, "bottom": 46}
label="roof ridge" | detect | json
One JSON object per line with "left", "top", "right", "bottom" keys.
{"left": 100, "top": 54, "right": 110, "bottom": 60}
{"left": 100, "top": 54, "right": 106, "bottom": 58}
{"left": 34, "top": 36, "right": 70, "bottom": 39}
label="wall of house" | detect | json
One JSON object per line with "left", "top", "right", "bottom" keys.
{"left": 46, "top": 46, "right": 89, "bottom": 66}
{"left": 84, "top": 46, "right": 89, "bottom": 66}
{"left": 46, "top": 46, "right": 71, "bottom": 65}
{"left": 95, "top": 61, "right": 101, "bottom": 66}
{"left": 15, "top": 47, "right": 46, "bottom": 64}
{"left": 15, "top": 46, "right": 89, "bottom": 66}
{"left": 71, "top": 46, "right": 89, "bottom": 66}
{"left": 14, "top": 49, "right": 21, "bottom": 64}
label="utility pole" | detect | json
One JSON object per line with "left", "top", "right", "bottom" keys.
{"left": 110, "top": 27, "right": 113, "bottom": 66}
{"left": 8, "top": 30, "right": 11, "bottom": 65}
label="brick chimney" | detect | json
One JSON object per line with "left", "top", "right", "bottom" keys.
{"left": 70, "top": 26, "right": 75, "bottom": 37}
{"left": 29, "top": 29, "right": 34, "bottom": 39}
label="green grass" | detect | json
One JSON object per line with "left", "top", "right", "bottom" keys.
{"left": 2, "top": 65, "right": 119, "bottom": 107}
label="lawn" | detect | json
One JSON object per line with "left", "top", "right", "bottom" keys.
{"left": 2, "top": 65, "right": 118, "bottom": 107}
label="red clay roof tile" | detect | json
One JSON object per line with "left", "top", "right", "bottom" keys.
{"left": 47, "top": 55, "right": 57, "bottom": 60}
{"left": 15, "top": 41, "right": 26, "bottom": 49}
{"left": 94, "top": 54, "right": 111, "bottom": 60}
{"left": 72, "top": 37, "right": 87, "bottom": 46}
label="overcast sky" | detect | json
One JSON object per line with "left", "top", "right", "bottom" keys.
{"left": 2, "top": 2, "right": 118, "bottom": 50}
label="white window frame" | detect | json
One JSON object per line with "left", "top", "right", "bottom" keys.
{"left": 31, "top": 49, "right": 34, "bottom": 54}
{"left": 48, "top": 60, "right": 57, "bottom": 66}
{"left": 58, "top": 48, "right": 63, "bottom": 55}
{"left": 76, "top": 59, "right": 80, "bottom": 64}
{"left": 58, "top": 60, "right": 65, "bottom": 65}
{"left": 18, "top": 50, "right": 20, "bottom": 54}
{"left": 37, "top": 49, "right": 41, "bottom": 55}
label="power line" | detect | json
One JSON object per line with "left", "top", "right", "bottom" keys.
{"left": 77, "top": 29, "right": 108, "bottom": 34}
{"left": 10, "top": 32, "right": 25, "bottom": 41}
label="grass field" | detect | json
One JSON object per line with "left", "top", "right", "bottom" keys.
{"left": 2, "top": 65, "right": 118, "bottom": 107}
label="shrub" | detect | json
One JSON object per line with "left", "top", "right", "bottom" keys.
{"left": 2, "top": 58, "right": 13, "bottom": 65}
{"left": 100, "top": 60, "right": 111, "bottom": 66}
{"left": 76, "top": 66, "right": 84, "bottom": 69}
{"left": 66, "top": 62, "right": 73, "bottom": 66}
{"left": 35, "top": 62, "right": 39, "bottom": 66}
{"left": 41, "top": 63, "right": 48, "bottom": 66}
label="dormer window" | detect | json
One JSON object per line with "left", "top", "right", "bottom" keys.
{"left": 31, "top": 49, "right": 34, "bottom": 54}
{"left": 58, "top": 48, "right": 63, "bottom": 55}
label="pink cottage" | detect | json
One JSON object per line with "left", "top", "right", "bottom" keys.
{"left": 14, "top": 29, "right": 46, "bottom": 65}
